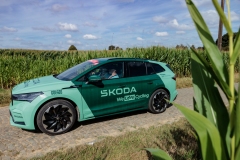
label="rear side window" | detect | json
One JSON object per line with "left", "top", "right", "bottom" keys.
{"left": 146, "top": 63, "right": 155, "bottom": 75}
{"left": 166, "top": 64, "right": 174, "bottom": 72}
{"left": 126, "top": 61, "right": 146, "bottom": 77}
{"left": 151, "top": 63, "right": 165, "bottom": 73}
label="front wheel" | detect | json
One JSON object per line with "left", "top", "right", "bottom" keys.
{"left": 36, "top": 99, "right": 76, "bottom": 136}
{"left": 148, "top": 89, "right": 169, "bottom": 114}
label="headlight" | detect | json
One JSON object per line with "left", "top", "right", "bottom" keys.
{"left": 12, "top": 92, "right": 44, "bottom": 102}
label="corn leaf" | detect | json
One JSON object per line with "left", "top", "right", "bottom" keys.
{"left": 236, "top": 145, "right": 240, "bottom": 160}
{"left": 235, "top": 75, "right": 240, "bottom": 150}
{"left": 173, "top": 102, "right": 225, "bottom": 160}
{"left": 212, "top": 0, "right": 233, "bottom": 35}
{"left": 190, "top": 47, "right": 231, "bottom": 99}
{"left": 144, "top": 148, "right": 172, "bottom": 160}
{"left": 231, "top": 28, "right": 240, "bottom": 64}
{"left": 191, "top": 51, "right": 230, "bottom": 157}
{"left": 186, "top": 0, "right": 230, "bottom": 97}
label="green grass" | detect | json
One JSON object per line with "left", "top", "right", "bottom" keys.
{"left": 0, "top": 88, "right": 11, "bottom": 107}
{"left": 30, "top": 118, "right": 199, "bottom": 160}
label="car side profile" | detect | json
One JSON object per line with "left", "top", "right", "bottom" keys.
{"left": 9, "top": 58, "right": 178, "bottom": 135}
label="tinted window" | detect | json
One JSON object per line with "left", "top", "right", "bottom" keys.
{"left": 166, "top": 64, "right": 174, "bottom": 72}
{"left": 146, "top": 63, "right": 156, "bottom": 75}
{"left": 80, "top": 62, "right": 123, "bottom": 81}
{"left": 152, "top": 63, "right": 165, "bottom": 73}
{"left": 127, "top": 61, "right": 146, "bottom": 77}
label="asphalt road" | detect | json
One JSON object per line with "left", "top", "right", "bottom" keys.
{"left": 0, "top": 86, "right": 229, "bottom": 160}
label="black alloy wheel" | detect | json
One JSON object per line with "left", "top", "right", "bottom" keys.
{"left": 148, "top": 89, "right": 169, "bottom": 114}
{"left": 37, "top": 100, "right": 76, "bottom": 135}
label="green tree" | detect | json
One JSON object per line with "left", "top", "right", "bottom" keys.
{"left": 108, "top": 45, "right": 115, "bottom": 50}
{"left": 216, "top": 32, "right": 237, "bottom": 50}
{"left": 68, "top": 45, "right": 77, "bottom": 51}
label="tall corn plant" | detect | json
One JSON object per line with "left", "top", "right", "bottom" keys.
{"left": 146, "top": 0, "right": 240, "bottom": 159}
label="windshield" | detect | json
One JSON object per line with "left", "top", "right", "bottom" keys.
{"left": 56, "top": 59, "right": 99, "bottom": 80}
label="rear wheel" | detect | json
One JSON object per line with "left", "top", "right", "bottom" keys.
{"left": 148, "top": 89, "right": 169, "bottom": 114}
{"left": 36, "top": 99, "right": 76, "bottom": 135}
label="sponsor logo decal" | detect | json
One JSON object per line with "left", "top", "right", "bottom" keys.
{"left": 101, "top": 87, "right": 137, "bottom": 97}
{"left": 51, "top": 90, "right": 62, "bottom": 95}
{"left": 117, "top": 94, "right": 149, "bottom": 102}
{"left": 24, "top": 78, "right": 40, "bottom": 87}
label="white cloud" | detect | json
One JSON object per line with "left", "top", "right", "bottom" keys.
{"left": 32, "top": 27, "right": 55, "bottom": 32}
{"left": 192, "top": 0, "right": 211, "bottom": 7}
{"left": 83, "top": 34, "right": 98, "bottom": 40}
{"left": 51, "top": 4, "right": 68, "bottom": 12}
{"left": 83, "top": 22, "right": 98, "bottom": 27}
{"left": 0, "top": 26, "right": 17, "bottom": 32}
{"left": 65, "top": 34, "right": 72, "bottom": 38}
{"left": 137, "top": 37, "right": 144, "bottom": 41}
{"left": 58, "top": 23, "right": 78, "bottom": 31}
{"left": 67, "top": 40, "right": 81, "bottom": 44}
{"left": 176, "top": 0, "right": 211, "bottom": 7}
{"left": 155, "top": 32, "right": 168, "bottom": 36}
{"left": 152, "top": 16, "right": 168, "bottom": 23}
{"left": 176, "top": 31, "right": 185, "bottom": 34}
{"left": 231, "top": 11, "right": 240, "bottom": 21}
{"left": 167, "top": 19, "right": 194, "bottom": 30}
{"left": 201, "top": 10, "right": 218, "bottom": 27}
{"left": 14, "top": 37, "right": 21, "bottom": 41}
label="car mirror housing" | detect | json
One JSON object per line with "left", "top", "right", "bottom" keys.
{"left": 88, "top": 75, "right": 102, "bottom": 83}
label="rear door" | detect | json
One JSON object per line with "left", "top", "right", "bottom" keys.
{"left": 121, "top": 61, "right": 157, "bottom": 109}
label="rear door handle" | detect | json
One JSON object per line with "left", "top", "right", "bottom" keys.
{"left": 147, "top": 82, "right": 153, "bottom": 84}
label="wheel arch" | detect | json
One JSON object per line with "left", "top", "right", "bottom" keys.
{"left": 34, "top": 97, "right": 79, "bottom": 130}
{"left": 151, "top": 87, "right": 170, "bottom": 97}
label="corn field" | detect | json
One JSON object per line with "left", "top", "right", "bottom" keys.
{"left": 0, "top": 47, "right": 238, "bottom": 89}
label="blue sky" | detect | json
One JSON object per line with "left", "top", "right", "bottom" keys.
{"left": 0, "top": 0, "right": 239, "bottom": 50}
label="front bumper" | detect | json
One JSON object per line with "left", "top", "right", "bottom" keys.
{"left": 9, "top": 96, "right": 44, "bottom": 130}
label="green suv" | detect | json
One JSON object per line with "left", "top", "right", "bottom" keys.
{"left": 10, "top": 58, "right": 178, "bottom": 135}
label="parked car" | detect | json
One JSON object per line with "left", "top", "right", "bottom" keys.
{"left": 10, "top": 58, "right": 178, "bottom": 135}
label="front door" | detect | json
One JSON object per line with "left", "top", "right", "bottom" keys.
{"left": 80, "top": 62, "right": 131, "bottom": 118}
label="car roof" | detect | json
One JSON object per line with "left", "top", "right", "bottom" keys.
{"left": 94, "top": 57, "right": 150, "bottom": 62}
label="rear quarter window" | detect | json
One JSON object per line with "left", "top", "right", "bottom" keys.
{"left": 166, "top": 64, "right": 174, "bottom": 72}
{"left": 152, "top": 63, "right": 165, "bottom": 73}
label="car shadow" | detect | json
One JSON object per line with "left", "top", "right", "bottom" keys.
{"left": 71, "top": 109, "right": 148, "bottom": 131}
{"left": 21, "top": 109, "right": 149, "bottom": 135}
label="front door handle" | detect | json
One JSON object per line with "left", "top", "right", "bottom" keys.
{"left": 147, "top": 82, "right": 153, "bottom": 84}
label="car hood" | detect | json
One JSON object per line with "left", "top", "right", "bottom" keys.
{"left": 12, "top": 75, "right": 73, "bottom": 94}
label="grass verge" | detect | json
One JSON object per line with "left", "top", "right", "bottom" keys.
{"left": 0, "top": 88, "right": 11, "bottom": 107}
{"left": 31, "top": 118, "right": 199, "bottom": 160}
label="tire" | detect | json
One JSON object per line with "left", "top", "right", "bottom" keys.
{"left": 36, "top": 99, "right": 76, "bottom": 136}
{"left": 148, "top": 89, "right": 169, "bottom": 114}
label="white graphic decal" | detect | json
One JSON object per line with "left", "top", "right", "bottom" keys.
{"left": 117, "top": 94, "right": 149, "bottom": 102}
{"left": 101, "top": 87, "right": 137, "bottom": 97}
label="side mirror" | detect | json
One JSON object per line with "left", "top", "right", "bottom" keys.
{"left": 88, "top": 75, "right": 102, "bottom": 83}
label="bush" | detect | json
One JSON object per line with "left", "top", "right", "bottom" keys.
{"left": 68, "top": 45, "right": 77, "bottom": 51}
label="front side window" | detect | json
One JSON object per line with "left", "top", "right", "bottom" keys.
{"left": 81, "top": 62, "right": 124, "bottom": 81}
{"left": 126, "top": 61, "right": 146, "bottom": 77}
